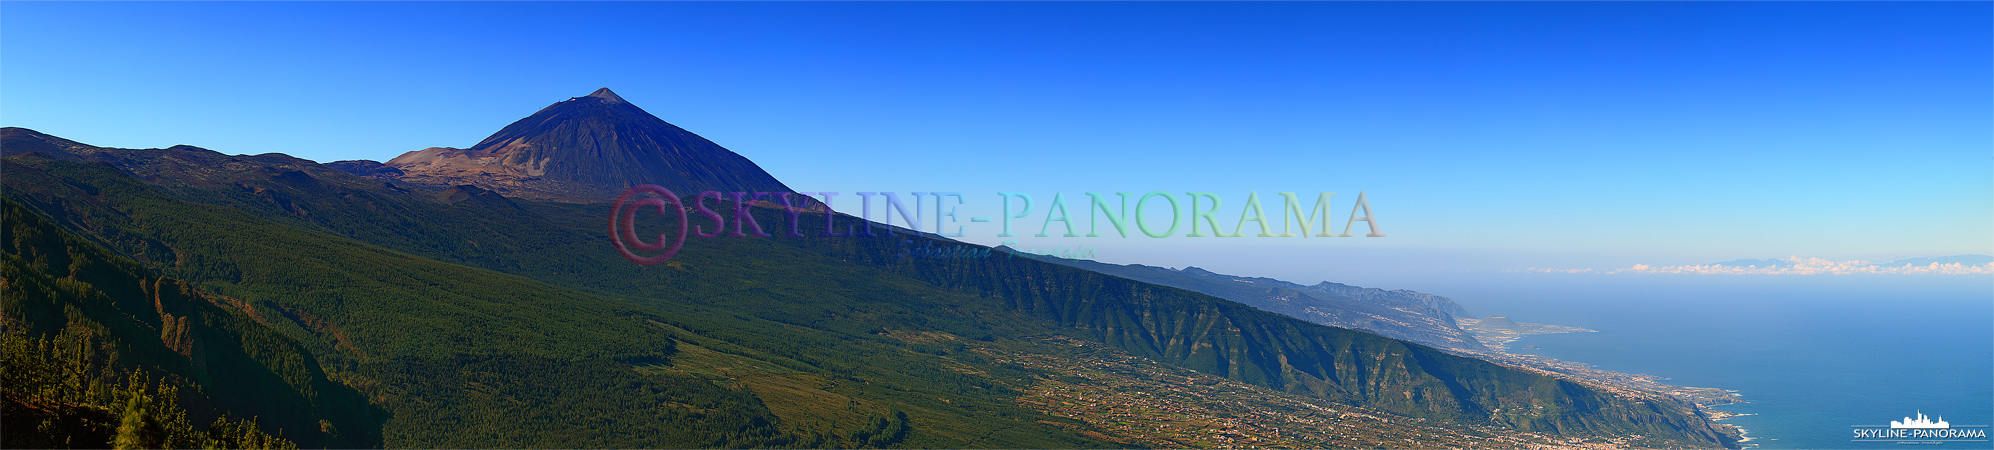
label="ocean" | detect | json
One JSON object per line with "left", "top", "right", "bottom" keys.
{"left": 1412, "top": 274, "right": 1993, "bottom": 449}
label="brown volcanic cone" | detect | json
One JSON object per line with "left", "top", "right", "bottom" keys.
{"left": 380, "top": 88, "right": 799, "bottom": 203}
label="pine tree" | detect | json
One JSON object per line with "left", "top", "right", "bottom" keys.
{"left": 112, "top": 390, "right": 163, "bottom": 449}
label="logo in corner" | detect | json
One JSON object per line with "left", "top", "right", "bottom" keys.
{"left": 1853, "top": 411, "right": 1988, "bottom": 444}
{"left": 1895, "top": 411, "right": 1952, "bottom": 430}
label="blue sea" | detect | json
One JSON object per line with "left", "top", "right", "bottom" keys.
{"left": 1414, "top": 274, "right": 1992, "bottom": 449}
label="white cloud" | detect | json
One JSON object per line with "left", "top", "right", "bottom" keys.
{"left": 1523, "top": 256, "right": 1994, "bottom": 275}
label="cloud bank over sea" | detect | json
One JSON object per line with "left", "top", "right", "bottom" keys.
{"left": 1524, "top": 255, "right": 1994, "bottom": 275}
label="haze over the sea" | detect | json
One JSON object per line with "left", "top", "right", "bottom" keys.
{"left": 1438, "top": 274, "right": 1992, "bottom": 449}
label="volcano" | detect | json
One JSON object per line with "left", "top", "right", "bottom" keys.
{"left": 356, "top": 88, "right": 798, "bottom": 203}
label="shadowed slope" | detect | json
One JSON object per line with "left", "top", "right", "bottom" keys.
{"left": 374, "top": 88, "right": 797, "bottom": 203}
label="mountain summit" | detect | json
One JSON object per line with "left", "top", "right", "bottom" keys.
{"left": 363, "top": 88, "right": 797, "bottom": 202}
{"left": 584, "top": 87, "right": 626, "bottom": 103}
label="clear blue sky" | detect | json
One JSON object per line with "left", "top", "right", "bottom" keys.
{"left": 4, "top": 2, "right": 1988, "bottom": 287}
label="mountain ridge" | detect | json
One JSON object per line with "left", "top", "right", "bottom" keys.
{"left": 1031, "top": 259, "right": 1489, "bottom": 352}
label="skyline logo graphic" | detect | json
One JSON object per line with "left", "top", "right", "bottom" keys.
{"left": 1894, "top": 411, "right": 1951, "bottom": 430}
{"left": 1853, "top": 411, "right": 1987, "bottom": 444}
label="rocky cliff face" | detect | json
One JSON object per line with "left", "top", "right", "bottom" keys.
{"left": 1308, "top": 281, "right": 1477, "bottom": 319}
{"left": 349, "top": 88, "right": 798, "bottom": 203}
{"left": 1033, "top": 259, "right": 1491, "bottom": 353}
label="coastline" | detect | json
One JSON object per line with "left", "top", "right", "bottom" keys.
{"left": 1712, "top": 411, "right": 1758, "bottom": 447}
{"left": 1443, "top": 279, "right": 1993, "bottom": 450}
{"left": 1455, "top": 317, "right": 1752, "bottom": 446}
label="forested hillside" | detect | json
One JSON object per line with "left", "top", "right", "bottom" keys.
{"left": 2, "top": 199, "right": 351, "bottom": 448}
{"left": 3, "top": 130, "right": 1736, "bottom": 448}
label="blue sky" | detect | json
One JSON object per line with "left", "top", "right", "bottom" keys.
{"left": 4, "top": 2, "right": 1989, "bottom": 287}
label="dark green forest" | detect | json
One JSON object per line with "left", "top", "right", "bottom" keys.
{"left": 2, "top": 152, "right": 1084, "bottom": 448}
{"left": 2, "top": 199, "right": 327, "bottom": 448}
{"left": 2, "top": 328, "right": 293, "bottom": 449}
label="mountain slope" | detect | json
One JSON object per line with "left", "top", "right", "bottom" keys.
{"left": 773, "top": 231, "right": 1735, "bottom": 445}
{"left": 1033, "top": 259, "right": 1488, "bottom": 352}
{"left": 1, "top": 154, "right": 814, "bottom": 447}
{"left": 3, "top": 123, "right": 1740, "bottom": 448}
{"left": 3, "top": 198, "right": 376, "bottom": 448}
{"left": 2, "top": 150, "right": 1120, "bottom": 448}
{"left": 355, "top": 88, "right": 798, "bottom": 203}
